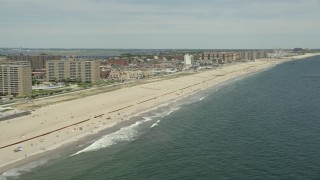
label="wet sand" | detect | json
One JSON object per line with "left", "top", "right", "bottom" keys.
{"left": 0, "top": 54, "right": 318, "bottom": 173}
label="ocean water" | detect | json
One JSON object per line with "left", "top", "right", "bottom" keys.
{"left": 3, "top": 56, "right": 320, "bottom": 179}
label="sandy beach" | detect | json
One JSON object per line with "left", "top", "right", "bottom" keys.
{"left": 0, "top": 54, "right": 318, "bottom": 173}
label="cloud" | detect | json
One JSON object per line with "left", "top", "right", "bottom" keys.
{"left": 0, "top": 0, "right": 320, "bottom": 48}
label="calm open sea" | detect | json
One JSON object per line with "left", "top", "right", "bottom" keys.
{"left": 3, "top": 56, "right": 320, "bottom": 180}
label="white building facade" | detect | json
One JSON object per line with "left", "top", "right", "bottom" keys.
{"left": 184, "top": 54, "right": 194, "bottom": 66}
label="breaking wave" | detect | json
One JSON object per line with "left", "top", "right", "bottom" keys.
{"left": 73, "top": 105, "right": 184, "bottom": 156}
{"left": 199, "top": 96, "right": 207, "bottom": 101}
{"left": 72, "top": 119, "right": 147, "bottom": 156}
{"left": 0, "top": 158, "right": 49, "bottom": 180}
{"left": 150, "top": 120, "right": 161, "bottom": 128}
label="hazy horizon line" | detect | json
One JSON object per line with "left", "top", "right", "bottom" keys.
{"left": 1, "top": 47, "right": 314, "bottom": 50}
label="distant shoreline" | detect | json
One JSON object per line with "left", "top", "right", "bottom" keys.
{"left": 0, "top": 53, "right": 319, "bottom": 175}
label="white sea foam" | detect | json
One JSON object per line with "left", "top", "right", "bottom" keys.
{"left": 199, "top": 96, "right": 207, "bottom": 101}
{"left": 142, "top": 117, "right": 153, "bottom": 122}
{"left": 73, "top": 106, "right": 183, "bottom": 156}
{"left": 0, "top": 158, "right": 49, "bottom": 180}
{"left": 166, "top": 107, "right": 180, "bottom": 116}
{"left": 72, "top": 120, "right": 146, "bottom": 156}
{"left": 150, "top": 120, "right": 161, "bottom": 128}
{"left": 150, "top": 123, "right": 158, "bottom": 128}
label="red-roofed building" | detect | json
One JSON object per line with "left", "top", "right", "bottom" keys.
{"left": 107, "top": 59, "right": 129, "bottom": 66}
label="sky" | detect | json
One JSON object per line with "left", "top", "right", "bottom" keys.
{"left": 1, "top": 0, "right": 320, "bottom": 49}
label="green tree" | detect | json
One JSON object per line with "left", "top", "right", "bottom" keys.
{"left": 32, "top": 78, "right": 37, "bottom": 85}
{"left": 32, "top": 78, "right": 41, "bottom": 85}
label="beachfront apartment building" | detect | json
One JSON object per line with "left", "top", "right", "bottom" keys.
{"left": 200, "top": 51, "right": 269, "bottom": 62}
{"left": 7, "top": 54, "right": 62, "bottom": 70}
{"left": 184, "top": 54, "right": 194, "bottom": 66}
{"left": 0, "top": 61, "right": 32, "bottom": 96}
{"left": 199, "top": 52, "right": 240, "bottom": 63}
{"left": 239, "top": 51, "right": 269, "bottom": 60}
{"left": 46, "top": 59, "right": 100, "bottom": 83}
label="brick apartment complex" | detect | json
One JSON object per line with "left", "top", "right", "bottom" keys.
{"left": 46, "top": 59, "right": 100, "bottom": 83}
{"left": 0, "top": 61, "right": 32, "bottom": 96}
{"left": 200, "top": 51, "right": 269, "bottom": 62}
{"left": 107, "top": 59, "right": 129, "bottom": 66}
{"left": 200, "top": 52, "right": 240, "bottom": 62}
{"left": 7, "top": 54, "right": 62, "bottom": 70}
{"left": 239, "top": 51, "right": 269, "bottom": 60}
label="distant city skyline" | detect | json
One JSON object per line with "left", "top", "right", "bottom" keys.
{"left": 1, "top": 0, "right": 320, "bottom": 49}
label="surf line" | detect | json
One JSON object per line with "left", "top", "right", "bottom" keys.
{"left": 0, "top": 74, "right": 225, "bottom": 150}
{"left": 0, "top": 105, "right": 134, "bottom": 150}
{"left": 0, "top": 90, "right": 173, "bottom": 150}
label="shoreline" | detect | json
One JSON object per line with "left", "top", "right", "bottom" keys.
{"left": 0, "top": 53, "right": 319, "bottom": 175}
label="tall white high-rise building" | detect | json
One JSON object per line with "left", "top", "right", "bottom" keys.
{"left": 184, "top": 54, "right": 194, "bottom": 66}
